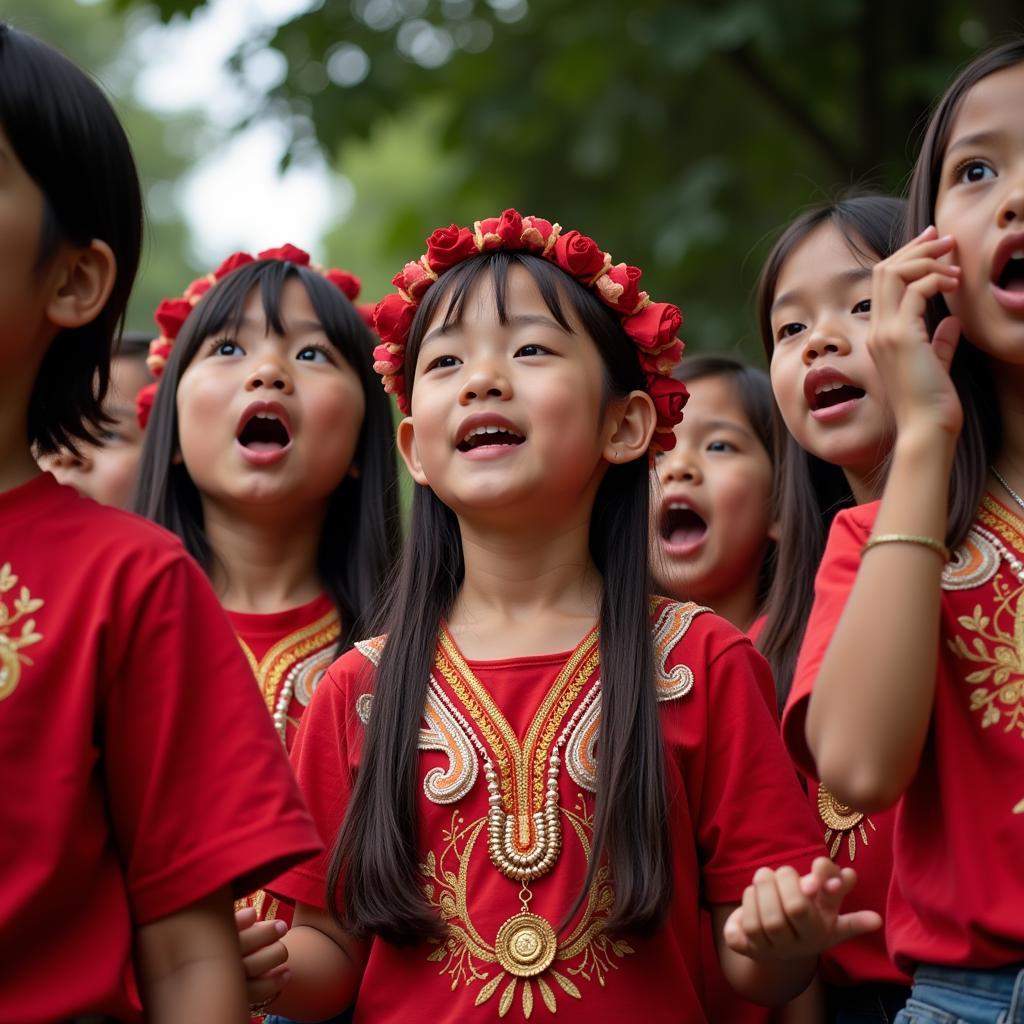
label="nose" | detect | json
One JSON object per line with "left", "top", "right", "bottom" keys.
{"left": 997, "top": 172, "right": 1024, "bottom": 228}
{"left": 657, "top": 447, "right": 703, "bottom": 486}
{"left": 245, "top": 355, "right": 293, "bottom": 394}
{"left": 45, "top": 447, "right": 92, "bottom": 474}
{"left": 801, "top": 318, "right": 851, "bottom": 366}
{"left": 459, "top": 357, "right": 511, "bottom": 405}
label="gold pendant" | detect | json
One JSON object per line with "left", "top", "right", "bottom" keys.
{"left": 494, "top": 911, "right": 557, "bottom": 978}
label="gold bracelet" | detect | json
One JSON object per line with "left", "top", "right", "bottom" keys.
{"left": 861, "top": 533, "right": 950, "bottom": 562}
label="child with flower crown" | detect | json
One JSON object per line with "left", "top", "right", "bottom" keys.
{"left": 0, "top": 24, "right": 321, "bottom": 1024}
{"left": 132, "top": 246, "right": 400, "bottom": 1005}
{"left": 240, "top": 210, "right": 881, "bottom": 1022}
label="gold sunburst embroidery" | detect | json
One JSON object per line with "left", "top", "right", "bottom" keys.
{"left": 0, "top": 562, "right": 44, "bottom": 701}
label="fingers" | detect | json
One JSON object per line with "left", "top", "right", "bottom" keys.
{"left": 246, "top": 964, "right": 291, "bottom": 1010}
{"left": 931, "top": 315, "right": 962, "bottom": 372}
{"left": 243, "top": 931, "right": 289, "bottom": 980}
{"left": 828, "top": 909, "right": 883, "bottom": 947}
{"left": 235, "top": 906, "right": 257, "bottom": 932}
{"left": 723, "top": 904, "right": 752, "bottom": 956}
{"left": 239, "top": 917, "right": 288, "bottom": 956}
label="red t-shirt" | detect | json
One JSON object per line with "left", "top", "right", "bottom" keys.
{"left": 783, "top": 496, "right": 1024, "bottom": 973}
{"left": 228, "top": 594, "right": 339, "bottom": 931}
{"left": 272, "top": 600, "right": 824, "bottom": 1023}
{"left": 0, "top": 474, "right": 322, "bottom": 1024}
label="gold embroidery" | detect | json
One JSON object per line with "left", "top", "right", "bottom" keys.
{"left": 237, "top": 607, "right": 340, "bottom": 716}
{"left": 0, "top": 562, "right": 44, "bottom": 701}
{"left": 652, "top": 599, "right": 708, "bottom": 699}
{"left": 422, "top": 798, "right": 633, "bottom": 1018}
{"left": 817, "top": 785, "right": 875, "bottom": 861}
{"left": 943, "top": 530, "right": 1000, "bottom": 591}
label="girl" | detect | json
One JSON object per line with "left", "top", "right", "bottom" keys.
{"left": 243, "top": 211, "right": 879, "bottom": 1022}
{"left": 134, "top": 248, "right": 400, "bottom": 977}
{"left": 790, "top": 41, "right": 1024, "bottom": 1024}
{"left": 651, "top": 353, "right": 778, "bottom": 634}
{"left": 0, "top": 23, "right": 320, "bottom": 1024}
{"left": 42, "top": 330, "right": 153, "bottom": 508}
{"left": 760, "top": 195, "right": 914, "bottom": 1023}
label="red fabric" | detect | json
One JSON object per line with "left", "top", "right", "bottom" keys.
{"left": 272, "top": 606, "right": 823, "bottom": 1023}
{"left": 0, "top": 474, "right": 322, "bottom": 1024}
{"left": 783, "top": 497, "right": 1024, "bottom": 974}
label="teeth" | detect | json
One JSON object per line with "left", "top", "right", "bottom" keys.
{"left": 668, "top": 502, "right": 690, "bottom": 510}
{"left": 1011, "top": 250, "right": 1024, "bottom": 261}
{"left": 815, "top": 381, "right": 847, "bottom": 395}
{"left": 254, "top": 412, "right": 279, "bottom": 420}
{"left": 461, "top": 424, "right": 522, "bottom": 443}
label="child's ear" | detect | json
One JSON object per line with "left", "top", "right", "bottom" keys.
{"left": 396, "top": 416, "right": 429, "bottom": 485}
{"left": 46, "top": 240, "right": 116, "bottom": 330}
{"left": 603, "top": 389, "right": 656, "bottom": 464}
{"left": 768, "top": 516, "right": 782, "bottom": 543}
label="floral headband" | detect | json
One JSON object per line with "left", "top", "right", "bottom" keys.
{"left": 370, "top": 209, "right": 688, "bottom": 453}
{"left": 135, "top": 244, "right": 369, "bottom": 429}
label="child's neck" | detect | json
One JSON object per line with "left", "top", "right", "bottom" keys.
{"left": 448, "top": 516, "right": 602, "bottom": 660}
{"left": 690, "top": 575, "right": 761, "bottom": 634}
{"left": 0, "top": 375, "right": 42, "bottom": 494}
{"left": 202, "top": 498, "right": 326, "bottom": 615}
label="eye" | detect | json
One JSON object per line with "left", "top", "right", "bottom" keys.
{"left": 706, "top": 439, "right": 737, "bottom": 453}
{"left": 776, "top": 322, "right": 805, "bottom": 342}
{"left": 515, "top": 343, "right": 551, "bottom": 357}
{"left": 296, "top": 344, "right": 333, "bottom": 364}
{"left": 99, "top": 429, "right": 125, "bottom": 443}
{"left": 210, "top": 338, "right": 244, "bottom": 357}
{"left": 426, "top": 354, "right": 461, "bottom": 371}
{"left": 852, "top": 298, "right": 871, "bottom": 315}
{"left": 957, "top": 159, "right": 995, "bottom": 185}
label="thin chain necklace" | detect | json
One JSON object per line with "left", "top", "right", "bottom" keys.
{"left": 990, "top": 465, "right": 1024, "bottom": 516}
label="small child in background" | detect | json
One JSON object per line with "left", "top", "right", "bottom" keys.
{"left": 651, "top": 353, "right": 777, "bottom": 634}
{"left": 758, "top": 193, "right": 913, "bottom": 1023}
{"left": 0, "top": 24, "right": 320, "bottom": 1024}
{"left": 41, "top": 329, "right": 152, "bottom": 508}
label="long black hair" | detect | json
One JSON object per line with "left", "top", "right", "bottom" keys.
{"left": 904, "top": 40, "right": 1024, "bottom": 550}
{"left": 755, "top": 194, "right": 906, "bottom": 710}
{"left": 134, "top": 259, "right": 401, "bottom": 650}
{"left": 330, "top": 250, "right": 670, "bottom": 943}
{"left": 0, "top": 24, "right": 142, "bottom": 455}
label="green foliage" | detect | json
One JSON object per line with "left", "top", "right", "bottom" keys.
{"left": 75, "top": 1, "right": 1024, "bottom": 357}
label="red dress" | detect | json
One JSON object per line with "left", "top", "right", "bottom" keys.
{"left": 784, "top": 495, "right": 1024, "bottom": 973}
{"left": 229, "top": 594, "right": 340, "bottom": 932}
{"left": 272, "top": 600, "right": 824, "bottom": 1022}
{"left": 0, "top": 474, "right": 321, "bottom": 1024}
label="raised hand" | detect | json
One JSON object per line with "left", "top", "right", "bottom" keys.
{"left": 235, "top": 906, "right": 291, "bottom": 1014}
{"left": 723, "top": 857, "right": 882, "bottom": 961}
{"left": 867, "top": 225, "right": 963, "bottom": 440}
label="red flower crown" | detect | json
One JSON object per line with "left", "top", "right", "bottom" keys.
{"left": 136, "top": 244, "right": 370, "bottom": 429}
{"left": 371, "top": 209, "right": 687, "bottom": 453}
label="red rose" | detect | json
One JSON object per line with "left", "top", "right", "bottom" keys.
{"left": 372, "top": 342, "right": 403, "bottom": 375}
{"left": 426, "top": 224, "right": 478, "bottom": 272}
{"left": 521, "top": 215, "right": 559, "bottom": 253}
{"left": 638, "top": 338, "right": 684, "bottom": 376}
{"left": 324, "top": 268, "right": 361, "bottom": 301}
{"left": 153, "top": 298, "right": 193, "bottom": 339}
{"left": 392, "top": 260, "right": 434, "bottom": 300}
{"left": 184, "top": 277, "right": 213, "bottom": 302}
{"left": 495, "top": 209, "right": 524, "bottom": 246}
{"left": 646, "top": 372, "right": 688, "bottom": 429}
{"left": 257, "top": 244, "right": 310, "bottom": 265}
{"left": 624, "top": 301, "right": 682, "bottom": 352}
{"left": 213, "top": 252, "right": 254, "bottom": 278}
{"left": 372, "top": 293, "right": 416, "bottom": 347}
{"left": 597, "top": 263, "right": 644, "bottom": 313}
{"left": 553, "top": 230, "right": 608, "bottom": 282}
{"left": 135, "top": 383, "right": 157, "bottom": 430}
{"left": 384, "top": 372, "right": 409, "bottom": 415}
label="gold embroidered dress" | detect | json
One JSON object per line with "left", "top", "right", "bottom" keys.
{"left": 271, "top": 599, "right": 823, "bottom": 1022}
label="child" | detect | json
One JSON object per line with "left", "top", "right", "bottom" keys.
{"left": 134, "top": 247, "right": 400, "bottom": 960}
{"left": 41, "top": 330, "right": 152, "bottom": 508}
{"left": 790, "top": 42, "right": 1024, "bottom": 1023}
{"left": 0, "top": 23, "right": 321, "bottom": 1024}
{"left": 651, "top": 353, "right": 778, "bottom": 634}
{"left": 760, "top": 196, "right": 913, "bottom": 1022}
{"left": 242, "top": 211, "right": 879, "bottom": 1021}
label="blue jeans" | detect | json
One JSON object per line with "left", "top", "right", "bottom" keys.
{"left": 894, "top": 965, "right": 1024, "bottom": 1024}
{"left": 265, "top": 1014, "right": 352, "bottom": 1024}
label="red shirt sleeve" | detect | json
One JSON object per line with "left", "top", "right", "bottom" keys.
{"left": 269, "top": 652, "right": 366, "bottom": 909}
{"left": 102, "top": 549, "right": 323, "bottom": 925}
{"left": 696, "top": 636, "right": 824, "bottom": 904}
{"left": 780, "top": 502, "right": 879, "bottom": 781}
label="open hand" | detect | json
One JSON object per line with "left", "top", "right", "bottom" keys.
{"left": 236, "top": 906, "right": 291, "bottom": 1012}
{"left": 723, "top": 857, "right": 882, "bottom": 961}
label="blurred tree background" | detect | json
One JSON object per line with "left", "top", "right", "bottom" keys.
{"left": 10, "top": 0, "right": 1022, "bottom": 360}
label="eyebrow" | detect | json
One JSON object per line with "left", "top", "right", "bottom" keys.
{"left": 944, "top": 130, "right": 1002, "bottom": 159}
{"left": 421, "top": 313, "right": 570, "bottom": 347}
{"left": 105, "top": 405, "right": 137, "bottom": 422}
{"left": 700, "top": 418, "right": 755, "bottom": 440}
{"left": 770, "top": 267, "right": 872, "bottom": 315}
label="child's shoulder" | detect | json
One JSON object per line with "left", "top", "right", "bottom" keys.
{"left": 832, "top": 498, "right": 881, "bottom": 538}
{"left": 651, "top": 596, "right": 753, "bottom": 666}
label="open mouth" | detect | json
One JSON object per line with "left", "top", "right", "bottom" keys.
{"left": 456, "top": 425, "right": 526, "bottom": 453}
{"left": 660, "top": 503, "right": 708, "bottom": 550}
{"left": 810, "top": 381, "right": 866, "bottom": 411}
{"left": 995, "top": 249, "right": 1024, "bottom": 293}
{"left": 237, "top": 411, "right": 291, "bottom": 453}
